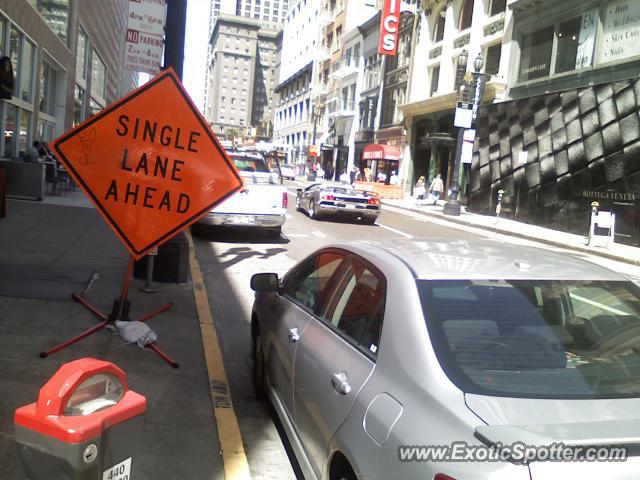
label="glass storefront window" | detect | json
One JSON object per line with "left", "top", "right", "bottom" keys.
{"left": 484, "top": 43, "right": 501, "bottom": 76}
{"left": 9, "top": 25, "right": 19, "bottom": 98}
{"left": 518, "top": 26, "right": 554, "bottom": 82}
{"left": 76, "top": 28, "right": 87, "bottom": 80}
{"left": 19, "top": 110, "right": 31, "bottom": 156}
{"left": 38, "top": 120, "right": 54, "bottom": 141}
{"left": 91, "top": 51, "right": 107, "bottom": 100}
{"left": 28, "top": 0, "right": 70, "bottom": 45}
{"left": 555, "top": 18, "right": 582, "bottom": 74}
{"left": 4, "top": 103, "right": 17, "bottom": 158}
{"left": 39, "top": 61, "right": 56, "bottom": 115}
{"left": 0, "top": 18, "right": 5, "bottom": 55}
{"left": 90, "top": 98, "right": 104, "bottom": 117}
{"left": 74, "top": 84, "right": 85, "bottom": 126}
{"left": 21, "top": 39, "right": 34, "bottom": 102}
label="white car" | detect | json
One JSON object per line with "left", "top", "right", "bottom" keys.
{"left": 198, "top": 152, "right": 287, "bottom": 238}
{"left": 280, "top": 164, "right": 296, "bottom": 180}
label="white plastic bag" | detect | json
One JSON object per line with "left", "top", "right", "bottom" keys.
{"left": 115, "top": 320, "right": 157, "bottom": 348}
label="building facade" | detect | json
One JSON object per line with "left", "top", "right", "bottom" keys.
{"left": 0, "top": 0, "right": 136, "bottom": 160}
{"left": 313, "top": 0, "right": 378, "bottom": 180}
{"left": 273, "top": 0, "right": 320, "bottom": 166}
{"left": 398, "top": 0, "right": 510, "bottom": 195}
{"left": 205, "top": 14, "right": 280, "bottom": 140}
{"left": 354, "top": 12, "right": 383, "bottom": 166}
{"left": 468, "top": 0, "right": 640, "bottom": 246}
{"left": 204, "top": 0, "right": 286, "bottom": 116}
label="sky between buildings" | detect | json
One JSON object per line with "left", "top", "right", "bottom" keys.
{"left": 138, "top": 1, "right": 209, "bottom": 112}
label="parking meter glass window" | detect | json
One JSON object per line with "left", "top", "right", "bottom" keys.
{"left": 64, "top": 374, "right": 124, "bottom": 416}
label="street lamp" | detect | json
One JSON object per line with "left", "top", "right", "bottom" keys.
{"left": 444, "top": 52, "right": 484, "bottom": 216}
{"left": 473, "top": 52, "right": 484, "bottom": 73}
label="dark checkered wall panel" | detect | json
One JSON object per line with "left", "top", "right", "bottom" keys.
{"left": 468, "top": 78, "right": 640, "bottom": 245}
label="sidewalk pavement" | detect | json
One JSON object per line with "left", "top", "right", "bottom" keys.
{"left": 0, "top": 192, "right": 223, "bottom": 479}
{"left": 289, "top": 177, "right": 640, "bottom": 266}
{"left": 381, "top": 197, "right": 640, "bottom": 267}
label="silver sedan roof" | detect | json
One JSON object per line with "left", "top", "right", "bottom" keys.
{"left": 329, "top": 239, "right": 627, "bottom": 281}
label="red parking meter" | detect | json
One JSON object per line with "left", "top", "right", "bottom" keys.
{"left": 15, "top": 358, "right": 146, "bottom": 480}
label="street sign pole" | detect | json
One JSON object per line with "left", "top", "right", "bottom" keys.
{"left": 140, "top": 0, "right": 187, "bottom": 293}
{"left": 163, "top": 0, "right": 187, "bottom": 80}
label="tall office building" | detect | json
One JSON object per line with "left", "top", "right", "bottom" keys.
{"left": 235, "top": 0, "right": 289, "bottom": 23}
{"left": 205, "top": 14, "right": 280, "bottom": 139}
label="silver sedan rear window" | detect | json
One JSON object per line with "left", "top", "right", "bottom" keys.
{"left": 417, "top": 279, "right": 640, "bottom": 399}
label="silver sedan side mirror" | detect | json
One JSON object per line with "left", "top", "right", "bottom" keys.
{"left": 250, "top": 273, "right": 280, "bottom": 293}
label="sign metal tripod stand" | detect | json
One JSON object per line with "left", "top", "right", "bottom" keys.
{"left": 40, "top": 256, "right": 179, "bottom": 368}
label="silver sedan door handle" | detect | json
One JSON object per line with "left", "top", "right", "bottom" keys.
{"left": 288, "top": 327, "right": 300, "bottom": 343}
{"left": 331, "top": 371, "right": 351, "bottom": 395}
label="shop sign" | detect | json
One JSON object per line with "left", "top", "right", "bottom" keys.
{"left": 576, "top": 8, "right": 598, "bottom": 69}
{"left": 378, "top": 0, "right": 400, "bottom": 56}
{"left": 582, "top": 190, "right": 636, "bottom": 202}
{"left": 601, "top": 0, "right": 640, "bottom": 64}
{"left": 309, "top": 144, "right": 319, "bottom": 157}
{"left": 124, "top": 0, "right": 166, "bottom": 74}
{"left": 52, "top": 69, "right": 243, "bottom": 259}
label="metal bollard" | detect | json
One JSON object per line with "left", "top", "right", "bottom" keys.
{"left": 140, "top": 247, "right": 158, "bottom": 294}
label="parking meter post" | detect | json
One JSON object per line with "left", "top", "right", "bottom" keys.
{"left": 15, "top": 358, "right": 147, "bottom": 480}
{"left": 589, "top": 201, "right": 599, "bottom": 246}
{"left": 495, "top": 189, "right": 505, "bottom": 222}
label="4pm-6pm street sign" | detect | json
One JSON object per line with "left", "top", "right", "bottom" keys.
{"left": 52, "top": 69, "right": 243, "bottom": 259}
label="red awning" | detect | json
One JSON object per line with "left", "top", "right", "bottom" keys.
{"left": 362, "top": 144, "right": 402, "bottom": 161}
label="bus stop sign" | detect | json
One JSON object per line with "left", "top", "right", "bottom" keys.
{"left": 52, "top": 69, "right": 243, "bottom": 258}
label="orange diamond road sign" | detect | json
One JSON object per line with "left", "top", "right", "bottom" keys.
{"left": 52, "top": 69, "right": 243, "bottom": 259}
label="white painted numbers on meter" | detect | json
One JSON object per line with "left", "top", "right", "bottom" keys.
{"left": 103, "top": 457, "right": 132, "bottom": 480}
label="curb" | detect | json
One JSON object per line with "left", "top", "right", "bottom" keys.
{"left": 382, "top": 201, "right": 640, "bottom": 267}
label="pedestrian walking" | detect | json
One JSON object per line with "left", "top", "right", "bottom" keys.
{"left": 429, "top": 174, "right": 444, "bottom": 205}
{"left": 414, "top": 176, "right": 427, "bottom": 205}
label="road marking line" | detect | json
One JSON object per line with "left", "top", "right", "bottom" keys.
{"left": 377, "top": 223, "right": 413, "bottom": 239}
{"left": 286, "top": 233, "right": 310, "bottom": 238}
{"left": 186, "top": 230, "right": 252, "bottom": 480}
{"left": 312, "top": 230, "right": 327, "bottom": 238}
{"left": 285, "top": 213, "right": 293, "bottom": 219}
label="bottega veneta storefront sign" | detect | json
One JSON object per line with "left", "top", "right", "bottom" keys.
{"left": 582, "top": 190, "right": 636, "bottom": 202}
{"left": 602, "top": 0, "right": 640, "bottom": 63}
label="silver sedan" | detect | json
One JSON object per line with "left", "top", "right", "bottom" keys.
{"left": 296, "top": 183, "right": 380, "bottom": 224}
{"left": 250, "top": 239, "right": 640, "bottom": 480}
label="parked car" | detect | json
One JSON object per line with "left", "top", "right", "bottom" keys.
{"left": 280, "top": 163, "right": 296, "bottom": 180}
{"left": 250, "top": 239, "right": 640, "bottom": 480}
{"left": 197, "top": 152, "right": 287, "bottom": 238}
{"left": 295, "top": 183, "right": 380, "bottom": 224}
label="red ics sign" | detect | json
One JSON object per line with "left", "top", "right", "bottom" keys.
{"left": 378, "top": 0, "right": 400, "bottom": 56}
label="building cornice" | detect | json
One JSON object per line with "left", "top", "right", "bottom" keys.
{"left": 275, "top": 61, "right": 313, "bottom": 92}
{"left": 400, "top": 81, "right": 506, "bottom": 120}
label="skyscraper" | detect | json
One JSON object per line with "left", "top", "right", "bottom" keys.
{"left": 204, "top": 0, "right": 287, "bottom": 117}
{"left": 235, "top": 0, "right": 289, "bottom": 23}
